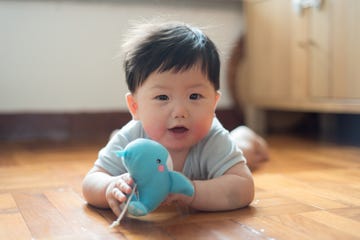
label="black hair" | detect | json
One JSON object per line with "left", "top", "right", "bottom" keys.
{"left": 123, "top": 22, "right": 220, "bottom": 93}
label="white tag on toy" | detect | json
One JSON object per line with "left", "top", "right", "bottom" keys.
{"left": 109, "top": 184, "right": 137, "bottom": 228}
{"left": 166, "top": 154, "right": 173, "bottom": 171}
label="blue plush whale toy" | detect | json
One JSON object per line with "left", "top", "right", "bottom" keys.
{"left": 115, "top": 138, "right": 194, "bottom": 217}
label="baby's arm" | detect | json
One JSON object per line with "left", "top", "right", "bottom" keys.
{"left": 192, "top": 162, "right": 254, "bottom": 211}
{"left": 166, "top": 162, "right": 254, "bottom": 211}
{"left": 82, "top": 166, "right": 133, "bottom": 216}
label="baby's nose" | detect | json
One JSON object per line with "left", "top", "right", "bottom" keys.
{"left": 172, "top": 103, "right": 189, "bottom": 119}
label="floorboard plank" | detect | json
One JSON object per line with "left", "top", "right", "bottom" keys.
{"left": 0, "top": 212, "right": 33, "bottom": 240}
{"left": 301, "top": 211, "right": 360, "bottom": 238}
{"left": 13, "top": 192, "right": 76, "bottom": 239}
{"left": 1, "top": 135, "right": 359, "bottom": 239}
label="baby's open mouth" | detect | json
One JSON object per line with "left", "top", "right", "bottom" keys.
{"left": 169, "top": 126, "right": 189, "bottom": 133}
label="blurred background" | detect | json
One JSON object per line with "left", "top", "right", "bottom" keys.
{"left": 0, "top": 0, "right": 359, "bottom": 145}
{"left": 0, "top": 0, "right": 245, "bottom": 142}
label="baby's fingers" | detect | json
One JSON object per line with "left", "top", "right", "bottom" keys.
{"left": 122, "top": 173, "right": 134, "bottom": 186}
{"left": 115, "top": 180, "right": 132, "bottom": 195}
{"left": 113, "top": 187, "right": 128, "bottom": 202}
{"left": 108, "top": 196, "right": 123, "bottom": 217}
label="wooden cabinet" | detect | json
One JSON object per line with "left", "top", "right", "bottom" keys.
{"left": 236, "top": 0, "right": 360, "bottom": 131}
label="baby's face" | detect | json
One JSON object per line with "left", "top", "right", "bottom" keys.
{"left": 130, "top": 66, "right": 220, "bottom": 154}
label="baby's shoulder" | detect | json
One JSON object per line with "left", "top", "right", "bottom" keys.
{"left": 115, "top": 120, "right": 147, "bottom": 141}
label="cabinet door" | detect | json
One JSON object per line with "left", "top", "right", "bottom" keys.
{"left": 244, "top": 0, "right": 291, "bottom": 101}
{"left": 310, "top": 0, "right": 360, "bottom": 100}
{"left": 308, "top": 0, "right": 330, "bottom": 98}
{"left": 244, "top": 0, "right": 308, "bottom": 104}
{"left": 331, "top": 0, "right": 360, "bottom": 99}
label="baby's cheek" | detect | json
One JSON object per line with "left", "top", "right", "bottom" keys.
{"left": 193, "top": 120, "right": 212, "bottom": 139}
{"left": 142, "top": 124, "right": 164, "bottom": 141}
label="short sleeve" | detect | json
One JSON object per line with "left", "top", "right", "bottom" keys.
{"left": 183, "top": 118, "right": 246, "bottom": 180}
{"left": 94, "top": 120, "right": 146, "bottom": 176}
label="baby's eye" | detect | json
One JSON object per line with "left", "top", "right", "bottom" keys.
{"left": 189, "top": 93, "right": 202, "bottom": 100}
{"left": 155, "top": 95, "right": 169, "bottom": 101}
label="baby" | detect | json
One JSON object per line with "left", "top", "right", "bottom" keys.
{"left": 82, "top": 21, "right": 268, "bottom": 217}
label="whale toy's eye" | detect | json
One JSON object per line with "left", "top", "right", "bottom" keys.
{"left": 156, "top": 159, "right": 161, "bottom": 164}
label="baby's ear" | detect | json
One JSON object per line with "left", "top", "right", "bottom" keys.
{"left": 214, "top": 91, "right": 221, "bottom": 110}
{"left": 125, "top": 93, "right": 139, "bottom": 120}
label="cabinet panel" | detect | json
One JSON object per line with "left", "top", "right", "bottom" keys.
{"left": 310, "top": 0, "right": 360, "bottom": 100}
{"left": 331, "top": 0, "right": 360, "bottom": 99}
{"left": 245, "top": 0, "right": 292, "bottom": 100}
{"left": 309, "top": 0, "right": 330, "bottom": 98}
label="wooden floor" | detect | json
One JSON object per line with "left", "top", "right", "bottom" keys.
{"left": 0, "top": 135, "right": 359, "bottom": 240}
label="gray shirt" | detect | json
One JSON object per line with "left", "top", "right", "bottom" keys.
{"left": 95, "top": 117, "right": 246, "bottom": 180}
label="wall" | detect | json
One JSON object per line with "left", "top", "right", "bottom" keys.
{"left": 0, "top": 0, "right": 244, "bottom": 113}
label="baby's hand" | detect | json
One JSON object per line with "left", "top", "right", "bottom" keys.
{"left": 105, "top": 173, "right": 134, "bottom": 216}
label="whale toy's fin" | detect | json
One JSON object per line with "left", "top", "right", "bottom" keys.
{"left": 128, "top": 201, "right": 149, "bottom": 216}
{"left": 168, "top": 171, "right": 194, "bottom": 197}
